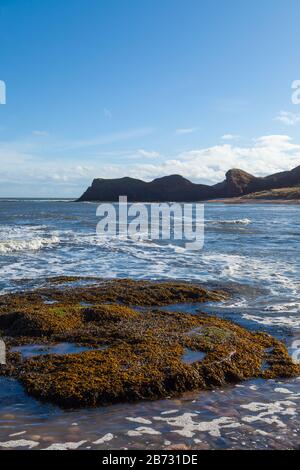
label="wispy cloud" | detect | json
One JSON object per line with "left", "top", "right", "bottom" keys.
{"left": 275, "top": 111, "right": 300, "bottom": 126}
{"left": 0, "top": 127, "right": 154, "bottom": 195}
{"left": 137, "top": 149, "right": 160, "bottom": 158}
{"left": 221, "top": 134, "right": 239, "bottom": 141}
{"left": 176, "top": 127, "right": 197, "bottom": 135}
{"left": 128, "top": 135, "right": 300, "bottom": 184}
{"left": 52, "top": 127, "right": 154, "bottom": 151}
{"left": 1, "top": 133, "right": 299, "bottom": 196}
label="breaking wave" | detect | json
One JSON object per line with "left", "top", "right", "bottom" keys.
{"left": 0, "top": 236, "right": 60, "bottom": 254}
{"left": 208, "top": 218, "right": 251, "bottom": 225}
{"left": 0, "top": 225, "right": 60, "bottom": 254}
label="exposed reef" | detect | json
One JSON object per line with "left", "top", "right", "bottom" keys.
{"left": 0, "top": 277, "right": 299, "bottom": 408}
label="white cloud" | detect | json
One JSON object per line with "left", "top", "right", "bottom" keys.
{"left": 0, "top": 133, "right": 299, "bottom": 196}
{"left": 221, "top": 134, "right": 239, "bottom": 141}
{"left": 176, "top": 127, "right": 197, "bottom": 135}
{"left": 98, "top": 134, "right": 300, "bottom": 184}
{"left": 137, "top": 149, "right": 160, "bottom": 158}
{"left": 275, "top": 111, "right": 300, "bottom": 126}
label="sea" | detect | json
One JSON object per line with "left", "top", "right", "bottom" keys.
{"left": 0, "top": 199, "right": 299, "bottom": 449}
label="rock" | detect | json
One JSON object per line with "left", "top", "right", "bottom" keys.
{"left": 225, "top": 169, "right": 256, "bottom": 197}
{"left": 1, "top": 277, "right": 299, "bottom": 409}
{"left": 165, "top": 443, "right": 190, "bottom": 450}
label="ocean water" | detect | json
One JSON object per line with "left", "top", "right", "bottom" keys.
{"left": 0, "top": 199, "right": 299, "bottom": 449}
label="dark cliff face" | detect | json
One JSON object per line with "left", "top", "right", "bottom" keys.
{"left": 224, "top": 169, "right": 256, "bottom": 197}
{"left": 78, "top": 174, "right": 214, "bottom": 202}
{"left": 77, "top": 165, "right": 300, "bottom": 202}
{"left": 225, "top": 165, "right": 300, "bottom": 196}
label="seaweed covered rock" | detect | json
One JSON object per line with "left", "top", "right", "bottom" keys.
{"left": 0, "top": 277, "right": 227, "bottom": 311}
{"left": 18, "top": 342, "right": 191, "bottom": 407}
{"left": 0, "top": 305, "right": 82, "bottom": 338}
{"left": 0, "top": 277, "right": 299, "bottom": 408}
{"left": 83, "top": 304, "right": 138, "bottom": 323}
{"left": 14, "top": 314, "right": 299, "bottom": 408}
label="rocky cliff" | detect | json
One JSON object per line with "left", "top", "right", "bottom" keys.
{"left": 77, "top": 165, "right": 300, "bottom": 202}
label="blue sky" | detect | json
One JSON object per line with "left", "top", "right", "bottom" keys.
{"left": 0, "top": 0, "right": 300, "bottom": 196}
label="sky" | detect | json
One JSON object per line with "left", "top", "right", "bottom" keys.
{"left": 0, "top": 0, "right": 300, "bottom": 197}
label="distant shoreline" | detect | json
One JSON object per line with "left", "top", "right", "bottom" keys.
{"left": 0, "top": 197, "right": 299, "bottom": 205}
{"left": 205, "top": 198, "right": 300, "bottom": 205}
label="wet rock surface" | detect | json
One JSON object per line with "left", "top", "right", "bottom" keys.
{"left": 0, "top": 277, "right": 298, "bottom": 409}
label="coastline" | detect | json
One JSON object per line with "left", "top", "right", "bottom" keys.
{"left": 205, "top": 198, "right": 300, "bottom": 204}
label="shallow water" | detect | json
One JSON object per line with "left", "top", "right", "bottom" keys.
{"left": 0, "top": 200, "right": 299, "bottom": 449}
{"left": 10, "top": 342, "right": 99, "bottom": 358}
{"left": 182, "top": 349, "right": 206, "bottom": 364}
{"left": 0, "top": 375, "right": 299, "bottom": 450}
